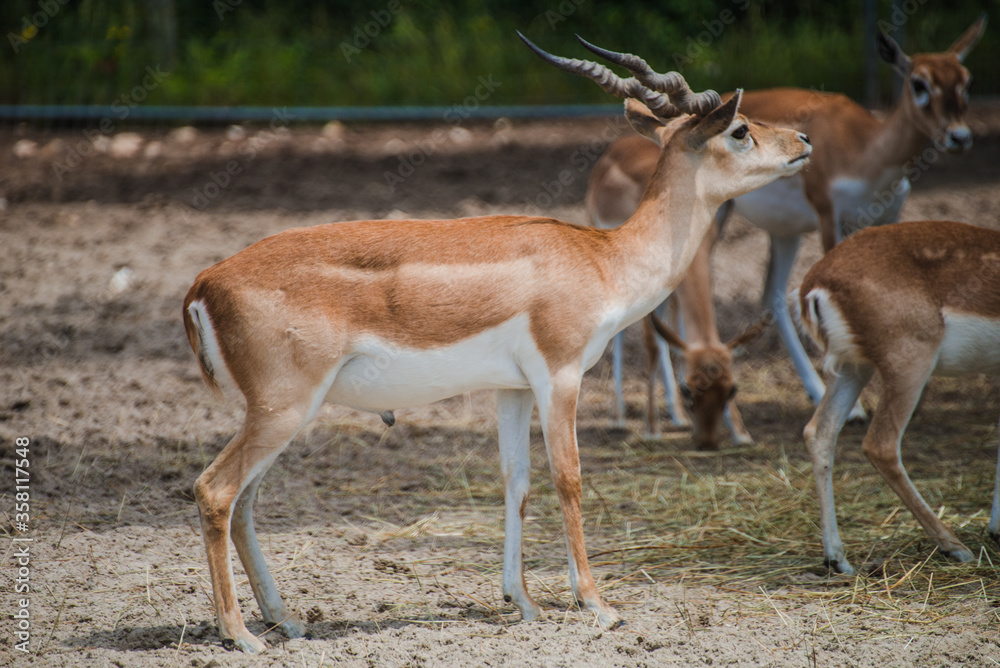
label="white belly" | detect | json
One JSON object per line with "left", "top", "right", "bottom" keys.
{"left": 728, "top": 172, "right": 910, "bottom": 240}
{"left": 935, "top": 311, "right": 1000, "bottom": 377}
{"left": 831, "top": 174, "right": 909, "bottom": 236}
{"left": 326, "top": 315, "right": 535, "bottom": 411}
{"left": 731, "top": 174, "right": 820, "bottom": 237}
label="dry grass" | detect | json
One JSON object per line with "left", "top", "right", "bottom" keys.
{"left": 300, "top": 354, "right": 1000, "bottom": 638}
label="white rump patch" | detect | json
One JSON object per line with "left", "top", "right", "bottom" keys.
{"left": 187, "top": 299, "right": 238, "bottom": 397}
{"left": 801, "top": 288, "right": 866, "bottom": 374}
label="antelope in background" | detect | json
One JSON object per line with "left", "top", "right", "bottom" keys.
{"left": 181, "top": 33, "right": 811, "bottom": 652}
{"left": 589, "top": 16, "right": 986, "bottom": 429}
{"left": 793, "top": 220, "right": 1000, "bottom": 575}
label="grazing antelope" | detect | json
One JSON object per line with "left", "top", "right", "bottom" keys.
{"left": 647, "top": 303, "right": 771, "bottom": 450}
{"left": 591, "top": 16, "right": 986, "bottom": 415}
{"left": 182, "top": 34, "right": 810, "bottom": 652}
{"left": 587, "top": 134, "right": 768, "bottom": 447}
{"left": 793, "top": 220, "right": 1000, "bottom": 575}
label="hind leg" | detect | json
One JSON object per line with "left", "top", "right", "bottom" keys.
{"left": 864, "top": 362, "right": 973, "bottom": 563}
{"left": 803, "top": 365, "right": 873, "bottom": 574}
{"left": 231, "top": 471, "right": 306, "bottom": 639}
{"left": 195, "top": 403, "right": 309, "bottom": 653}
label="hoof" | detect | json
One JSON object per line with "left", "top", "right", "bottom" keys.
{"left": 944, "top": 547, "right": 975, "bottom": 563}
{"left": 519, "top": 604, "right": 544, "bottom": 623}
{"left": 595, "top": 609, "right": 623, "bottom": 631}
{"left": 222, "top": 633, "right": 267, "bottom": 654}
{"left": 823, "top": 557, "right": 856, "bottom": 576}
{"left": 272, "top": 616, "right": 307, "bottom": 639}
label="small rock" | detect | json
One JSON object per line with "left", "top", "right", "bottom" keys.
{"left": 167, "top": 126, "right": 199, "bottom": 145}
{"left": 13, "top": 139, "right": 38, "bottom": 159}
{"left": 108, "top": 266, "right": 135, "bottom": 296}
{"left": 322, "top": 120, "right": 346, "bottom": 140}
{"left": 449, "top": 127, "right": 473, "bottom": 144}
{"left": 109, "top": 132, "right": 144, "bottom": 159}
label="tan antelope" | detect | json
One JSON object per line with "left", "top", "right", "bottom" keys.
{"left": 590, "top": 16, "right": 985, "bottom": 417}
{"left": 793, "top": 220, "right": 1000, "bottom": 575}
{"left": 182, "top": 34, "right": 811, "bottom": 652}
{"left": 587, "top": 134, "right": 769, "bottom": 448}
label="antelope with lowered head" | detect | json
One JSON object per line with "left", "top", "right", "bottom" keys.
{"left": 182, "top": 33, "right": 810, "bottom": 652}
{"left": 793, "top": 220, "right": 1000, "bottom": 575}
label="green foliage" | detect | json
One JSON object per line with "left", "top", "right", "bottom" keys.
{"left": 0, "top": 0, "right": 996, "bottom": 108}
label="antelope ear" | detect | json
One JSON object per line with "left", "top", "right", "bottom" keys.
{"left": 648, "top": 312, "right": 687, "bottom": 352}
{"left": 624, "top": 99, "right": 666, "bottom": 145}
{"left": 685, "top": 89, "right": 742, "bottom": 151}
{"left": 877, "top": 29, "right": 911, "bottom": 74}
{"left": 725, "top": 311, "right": 773, "bottom": 350}
{"left": 948, "top": 13, "right": 987, "bottom": 62}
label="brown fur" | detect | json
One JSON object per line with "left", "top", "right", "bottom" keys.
{"left": 797, "top": 220, "right": 1000, "bottom": 573}
{"left": 182, "top": 94, "right": 810, "bottom": 651}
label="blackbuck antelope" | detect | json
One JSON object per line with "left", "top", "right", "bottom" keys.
{"left": 182, "top": 34, "right": 811, "bottom": 652}
{"left": 591, "top": 16, "right": 986, "bottom": 420}
{"left": 588, "top": 135, "right": 769, "bottom": 448}
{"left": 793, "top": 220, "right": 1000, "bottom": 575}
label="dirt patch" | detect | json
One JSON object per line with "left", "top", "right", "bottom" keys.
{"left": 2, "top": 112, "right": 999, "bottom": 667}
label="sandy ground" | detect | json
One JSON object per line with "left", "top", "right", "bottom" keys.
{"left": 2, "top": 112, "right": 1000, "bottom": 667}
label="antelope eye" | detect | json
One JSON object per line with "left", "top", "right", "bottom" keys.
{"left": 731, "top": 124, "right": 749, "bottom": 140}
{"left": 910, "top": 77, "right": 931, "bottom": 107}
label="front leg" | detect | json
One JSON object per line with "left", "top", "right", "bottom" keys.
{"left": 765, "top": 234, "right": 825, "bottom": 404}
{"left": 767, "top": 234, "right": 866, "bottom": 420}
{"left": 536, "top": 368, "right": 622, "bottom": 630}
{"left": 496, "top": 388, "right": 543, "bottom": 622}
{"left": 723, "top": 400, "right": 753, "bottom": 447}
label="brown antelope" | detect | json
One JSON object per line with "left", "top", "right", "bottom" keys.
{"left": 793, "top": 220, "right": 1000, "bottom": 575}
{"left": 587, "top": 134, "right": 768, "bottom": 448}
{"left": 590, "top": 16, "right": 985, "bottom": 416}
{"left": 647, "top": 303, "right": 771, "bottom": 450}
{"left": 182, "top": 34, "right": 810, "bottom": 652}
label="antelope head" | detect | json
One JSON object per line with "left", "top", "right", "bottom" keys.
{"left": 650, "top": 311, "right": 772, "bottom": 451}
{"left": 878, "top": 14, "right": 987, "bottom": 153}
{"left": 518, "top": 34, "right": 812, "bottom": 207}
